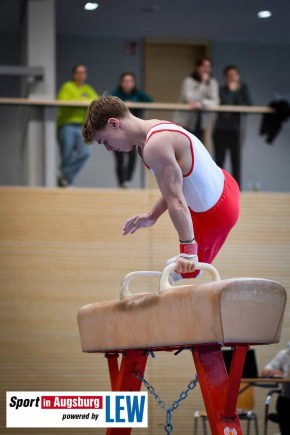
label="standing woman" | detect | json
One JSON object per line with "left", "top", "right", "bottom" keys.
{"left": 111, "top": 72, "right": 153, "bottom": 188}
{"left": 174, "top": 57, "right": 219, "bottom": 141}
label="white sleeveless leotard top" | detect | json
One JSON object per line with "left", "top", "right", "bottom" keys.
{"left": 144, "top": 122, "right": 225, "bottom": 213}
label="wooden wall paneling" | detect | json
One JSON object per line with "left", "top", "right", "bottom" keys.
{"left": 0, "top": 188, "right": 289, "bottom": 434}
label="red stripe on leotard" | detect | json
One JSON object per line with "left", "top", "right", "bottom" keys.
{"left": 144, "top": 128, "right": 194, "bottom": 177}
{"left": 140, "top": 122, "right": 176, "bottom": 171}
{"left": 145, "top": 122, "right": 175, "bottom": 139}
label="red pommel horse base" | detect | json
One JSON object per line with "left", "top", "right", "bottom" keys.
{"left": 78, "top": 262, "right": 287, "bottom": 435}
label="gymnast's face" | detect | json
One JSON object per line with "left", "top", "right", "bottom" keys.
{"left": 96, "top": 118, "right": 134, "bottom": 152}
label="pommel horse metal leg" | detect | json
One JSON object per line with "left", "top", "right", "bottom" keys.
{"left": 105, "top": 345, "right": 247, "bottom": 435}
{"left": 105, "top": 350, "right": 148, "bottom": 435}
{"left": 193, "top": 344, "right": 249, "bottom": 435}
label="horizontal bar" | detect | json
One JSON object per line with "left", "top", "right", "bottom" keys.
{"left": 0, "top": 97, "right": 274, "bottom": 113}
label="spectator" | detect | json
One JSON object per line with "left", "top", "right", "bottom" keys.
{"left": 57, "top": 64, "right": 99, "bottom": 187}
{"left": 111, "top": 72, "right": 153, "bottom": 188}
{"left": 262, "top": 343, "right": 290, "bottom": 435}
{"left": 174, "top": 57, "right": 219, "bottom": 140}
{"left": 213, "top": 65, "right": 252, "bottom": 188}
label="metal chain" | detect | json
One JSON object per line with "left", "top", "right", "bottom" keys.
{"left": 134, "top": 369, "right": 198, "bottom": 434}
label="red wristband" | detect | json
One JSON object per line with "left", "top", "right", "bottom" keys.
{"left": 180, "top": 241, "right": 198, "bottom": 255}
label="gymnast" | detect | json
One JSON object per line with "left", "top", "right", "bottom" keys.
{"left": 82, "top": 96, "right": 240, "bottom": 278}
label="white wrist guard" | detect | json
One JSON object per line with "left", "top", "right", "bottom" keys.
{"left": 178, "top": 253, "right": 198, "bottom": 261}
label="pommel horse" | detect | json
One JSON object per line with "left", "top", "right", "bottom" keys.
{"left": 78, "top": 263, "right": 287, "bottom": 434}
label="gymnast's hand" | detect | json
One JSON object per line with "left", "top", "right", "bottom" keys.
{"left": 123, "top": 213, "right": 157, "bottom": 235}
{"left": 167, "top": 254, "right": 198, "bottom": 274}
{"left": 175, "top": 255, "right": 198, "bottom": 274}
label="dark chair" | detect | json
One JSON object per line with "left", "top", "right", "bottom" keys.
{"left": 264, "top": 388, "right": 281, "bottom": 435}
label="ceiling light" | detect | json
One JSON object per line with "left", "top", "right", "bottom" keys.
{"left": 84, "top": 2, "right": 99, "bottom": 11}
{"left": 257, "top": 10, "right": 272, "bottom": 18}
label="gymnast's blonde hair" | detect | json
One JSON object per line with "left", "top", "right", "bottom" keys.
{"left": 82, "top": 95, "right": 129, "bottom": 144}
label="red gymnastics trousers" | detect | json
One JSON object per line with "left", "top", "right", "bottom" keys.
{"left": 182, "top": 169, "right": 240, "bottom": 279}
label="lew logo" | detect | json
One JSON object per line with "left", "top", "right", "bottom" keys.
{"left": 224, "top": 428, "right": 237, "bottom": 435}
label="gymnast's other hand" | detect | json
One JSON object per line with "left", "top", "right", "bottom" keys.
{"left": 123, "top": 213, "right": 157, "bottom": 235}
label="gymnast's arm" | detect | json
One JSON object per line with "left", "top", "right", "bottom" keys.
{"left": 150, "top": 196, "right": 168, "bottom": 219}
{"left": 144, "top": 133, "right": 194, "bottom": 242}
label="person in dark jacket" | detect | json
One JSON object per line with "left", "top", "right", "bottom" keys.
{"left": 213, "top": 65, "right": 252, "bottom": 188}
{"left": 111, "top": 72, "right": 153, "bottom": 188}
{"left": 260, "top": 100, "right": 290, "bottom": 144}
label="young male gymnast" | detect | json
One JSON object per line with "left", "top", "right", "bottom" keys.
{"left": 82, "top": 96, "right": 240, "bottom": 278}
